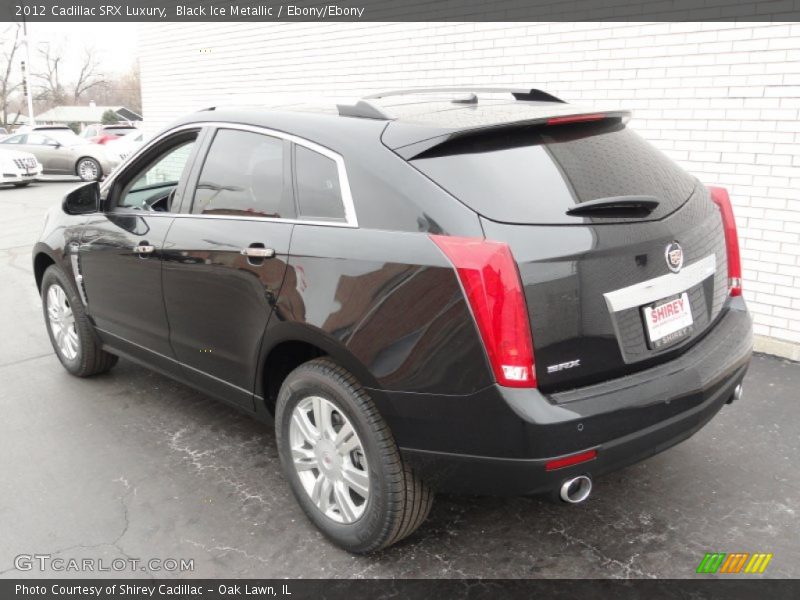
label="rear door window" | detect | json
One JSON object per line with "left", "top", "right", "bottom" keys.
{"left": 192, "top": 128, "right": 292, "bottom": 219}
{"left": 410, "top": 122, "right": 696, "bottom": 224}
{"left": 294, "top": 145, "right": 346, "bottom": 221}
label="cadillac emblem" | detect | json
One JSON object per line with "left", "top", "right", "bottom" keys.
{"left": 665, "top": 242, "right": 684, "bottom": 273}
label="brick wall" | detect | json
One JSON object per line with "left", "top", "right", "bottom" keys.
{"left": 139, "top": 21, "right": 800, "bottom": 357}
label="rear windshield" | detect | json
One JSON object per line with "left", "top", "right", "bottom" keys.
{"left": 410, "top": 121, "right": 696, "bottom": 224}
{"left": 107, "top": 127, "right": 137, "bottom": 136}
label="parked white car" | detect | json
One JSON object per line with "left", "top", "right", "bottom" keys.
{"left": 0, "top": 148, "right": 42, "bottom": 187}
{"left": 105, "top": 129, "right": 149, "bottom": 166}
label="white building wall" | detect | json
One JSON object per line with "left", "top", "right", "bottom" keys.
{"left": 139, "top": 21, "right": 800, "bottom": 357}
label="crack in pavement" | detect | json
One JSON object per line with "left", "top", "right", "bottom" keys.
{"left": 182, "top": 538, "right": 273, "bottom": 566}
{"left": 0, "top": 353, "right": 53, "bottom": 369}
{"left": 547, "top": 522, "right": 656, "bottom": 579}
{"left": 167, "top": 427, "right": 279, "bottom": 509}
{"left": 0, "top": 477, "right": 145, "bottom": 578}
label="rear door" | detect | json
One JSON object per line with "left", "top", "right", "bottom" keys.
{"left": 162, "top": 126, "right": 293, "bottom": 408}
{"left": 408, "top": 119, "right": 728, "bottom": 391}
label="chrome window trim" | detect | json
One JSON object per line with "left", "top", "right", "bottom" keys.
{"left": 102, "top": 121, "right": 358, "bottom": 228}
{"left": 603, "top": 254, "right": 716, "bottom": 313}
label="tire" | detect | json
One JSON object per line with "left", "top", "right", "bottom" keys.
{"left": 275, "top": 358, "right": 433, "bottom": 553}
{"left": 41, "top": 265, "right": 117, "bottom": 377}
{"left": 13, "top": 182, "right": 31, "bottom": 188}
{"left": 75, "top": 157, "right": 102, "bottom": 182}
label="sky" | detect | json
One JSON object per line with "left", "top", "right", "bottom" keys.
{"left": 21, "top": 22, "right": 139, "bottom": 76}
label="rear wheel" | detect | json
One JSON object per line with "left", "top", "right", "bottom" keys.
{"left": 76, "top": 157, "right": 101, "bottom": 181}
{"left": 275, "top": 358, "right": 432, "bottom": 553}
{"left": 41, "top": 265, "right": 117, "bottom": 376}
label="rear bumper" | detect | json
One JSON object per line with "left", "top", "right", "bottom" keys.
{"left": 370, "top": 297, "right": 752, "bottom": 496}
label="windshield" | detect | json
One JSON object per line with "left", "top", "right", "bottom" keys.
{"left": 107, "top": 127, "right": 137, "bottom": 136}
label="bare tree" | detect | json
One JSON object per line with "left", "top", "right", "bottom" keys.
{"left": 33, "top": 42, "right": 66, "bottom": 106}
{"left": 90, "top": 62, "right": 142, "bottom": 115}
{"left": 0, "top": 24, "right": 22, "bottom": 129}
{"left": 72, "top": 45, "right": 105, "bottom": 102}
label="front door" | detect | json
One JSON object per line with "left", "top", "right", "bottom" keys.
{"left": 78, "top": 129, "right": 202, "bottom": 364}
{"left": 162, "top": 126, "right": 294, "bottom": 408}
{"left": 21, "top": 133, "right": 66, "bottom": 172}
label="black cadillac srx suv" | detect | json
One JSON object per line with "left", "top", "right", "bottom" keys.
{"left": 33, "top": 88, "right": 752, "bottom": 553}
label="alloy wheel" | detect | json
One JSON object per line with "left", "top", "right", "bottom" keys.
{"left": 77, "top": 159, "right": 99, "bottom": 181}
{"left": 46, "top": 284, "right": 80, "bottom": 361}
{"left": 289, "top": 395, "right": 370, "bottom": 524}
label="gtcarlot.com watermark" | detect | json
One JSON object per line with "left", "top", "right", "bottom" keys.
{"left": 14, "top": 553, "right": 194, "bottom": 573}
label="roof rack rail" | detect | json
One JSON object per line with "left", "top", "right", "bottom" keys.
{"left": 363, "top": 87, "right": 566, "bottom": 104}
{"left": 336, "top": 99, "right": 392, "bottom": 120}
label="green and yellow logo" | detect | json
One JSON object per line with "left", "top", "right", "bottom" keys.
{"left": 696, "top": 552, "right": 773, "bottom": 574}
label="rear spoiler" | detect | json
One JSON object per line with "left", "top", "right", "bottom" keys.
{"left": 390, "top": 110, "right": 632, "bottom": 159}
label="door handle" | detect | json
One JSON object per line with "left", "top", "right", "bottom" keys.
{"left": 133, "top": 244, "right": 155, "bottom": 254}
{"left": 241, "top": 247, "right": 275, "bottom": 258}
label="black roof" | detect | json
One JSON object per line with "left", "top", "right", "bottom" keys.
{"left": 172, "top": 88, "right": 628, "bottom": 154}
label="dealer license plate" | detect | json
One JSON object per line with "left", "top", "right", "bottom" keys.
{"left": 642, "top": 292, "right": 693, "bottom": 349}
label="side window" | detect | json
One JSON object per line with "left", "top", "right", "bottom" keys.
{"left": 116, "top": 136, "right": 197, "bottom": 210}
{"left": 294, "top": 145, "right": 346, "bottom": 221}
{"left": 27, "top": 133, "right": 50, "bottom": 145}
{"left": 192, "top": 129, "right": 290, "bottom": 218}
{"left": 1, "top": 134, "right": 25, "bottom": 144}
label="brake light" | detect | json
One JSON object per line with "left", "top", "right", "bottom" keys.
{"left": 430, "top": 235, "right": 536, "bottom": 388}
{"left": 545, "top": 449, "right": 597, "bottom": 471}
{"left": 709, "top": 186, "right": 742, "bottom": 297}
{"left": 546, "top": 113, "right": 606, "bottom": 126}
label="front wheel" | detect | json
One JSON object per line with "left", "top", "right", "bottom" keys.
{"left": 13, "top": 182, "right": 31, "bottom": 188}
{"left": 76, "top": 157, "right": 102, "bottom": 181}
{"left": 275, "top": 358, "right": 433, "bottom": 553}
{"left": 41, "top": 265, "right": 117, "bottom": 376}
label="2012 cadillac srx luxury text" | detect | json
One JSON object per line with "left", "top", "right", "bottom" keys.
{"left": 32, "top": 88, "right": 752, "bottom": 553}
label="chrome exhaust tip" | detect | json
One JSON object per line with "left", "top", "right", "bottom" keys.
{"left": 559, "top": 475, "right": 592, "bottom": 504}
{"left": 727, "top": 384, "right": 743, "bottom": 404}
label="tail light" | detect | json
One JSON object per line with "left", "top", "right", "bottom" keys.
{"left": 430, "top": 235, "right": 536, "bottom": 388}
{"left": 709, "top": 186, "right": 742, "bottom": 297}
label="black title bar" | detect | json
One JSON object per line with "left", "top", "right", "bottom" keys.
{"left": 3, "top": 579, "right": 800, "bottom": 600}
{"left": 3, "top": 0, "right": 800, "bottom": 22}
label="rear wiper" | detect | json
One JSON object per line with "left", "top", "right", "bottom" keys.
{"left": 565, "top": 195, "right": 659, "bottom": 218}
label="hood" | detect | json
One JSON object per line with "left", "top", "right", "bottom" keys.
{"left": 0, "top": 148, "right": 39, "bottom": 162}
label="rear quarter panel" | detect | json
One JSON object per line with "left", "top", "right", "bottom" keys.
{"left": 268, "top": 226, "right": 494, "bottom": 395}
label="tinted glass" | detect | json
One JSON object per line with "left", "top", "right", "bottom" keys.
{"left": 295, "top": 145, "right": 345, "bottom": 221}
{"left": 47, "top": 130, "right": 88, "bottom": 146}
{"left": 193, "top": 129, "right": 289, "bottom": 218}
{"left": 106, "top": 127, "right": 137, "bottom": 136}
{"left": 27, "top": 133, "right": 51, "bottom": 145}
{"left": 118, "top": 139, "right": 196, "bottom": 209}
{"left": 410, "top": 122, "right": 696, "bottom": 224}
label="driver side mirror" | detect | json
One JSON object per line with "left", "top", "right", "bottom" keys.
{"left": 63, "top": 182, "right": 100, "bottom": 215}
